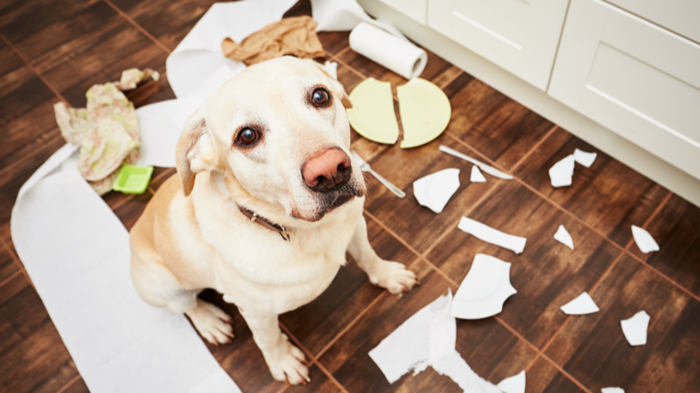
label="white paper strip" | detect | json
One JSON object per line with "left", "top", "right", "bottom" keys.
{"left": 574, "top": 148, "right": 597, "bottom": 167}
{"left": 458, "top": 217, "right": 527, "bottom": 254}
{"left": 369, "top": 292, "right": 500, "bottom": 392}
{"left": 553, "top": 225, "right": 574, "bottom": 250}
{"left": 560, "top": 292, "right": 599, "bottom": 315}
{"left": 11, "top": 155, "right": 240, "bottom": 393}
{"left": 166, "top": 0, "right": 297, "bottom": 98}
{"left": 631, "top": 225, "right": 659, "bottom": 253}
{"left": 452, "top": 254, "right": 517, "bottom": 320}
{"left": 621, "top": 311, "right": 650, "bottom": 346}
{"left": 413, "top": 168, "right": 460, "bottom": 214}
{"left": 602, "top": 387, "right": 625, "bottom": 393}
{"left": 470, "top": 165, "right": 486, "bottom": 182}
{"left": 549, "top": 154, "right": 575, "bottom": 188}
{"left": 497, "top": 370, "right": 526, "bottom": 393}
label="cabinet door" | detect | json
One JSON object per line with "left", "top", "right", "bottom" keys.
{"left": 427, "top": 0, "right": 569, "bottom": 90}
{"left": 379, "top": 0, "right": 427, "bottom": 25}
{"left": 549, "top": 0, "right": 700, "bottom": 180}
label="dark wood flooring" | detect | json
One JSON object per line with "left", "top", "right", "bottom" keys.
{"left": 1, "top": 1, "right": 699, "bottom": 392}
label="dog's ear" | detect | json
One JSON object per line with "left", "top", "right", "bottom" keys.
{"left": 312, "top": 61, "right": 353, "bottom": 109}
{"left": 176, "top": 106, "right": 222, "bottom": 197}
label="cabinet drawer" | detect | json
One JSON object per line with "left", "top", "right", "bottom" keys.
{"left": 427, "top": 0, "right": 569, "bottom": 90}
{"left": 378, "top": 0, "right": 427, "bottom": 25}
{"left": 549, "top": 0, "right": 700, "bottom": 180}
{"left": 606, "top": 0, "right": 700, "bottom": 44}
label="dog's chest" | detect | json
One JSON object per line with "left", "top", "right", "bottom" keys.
{"left": 201, "top": 202, "right": 362, "bottom": 314}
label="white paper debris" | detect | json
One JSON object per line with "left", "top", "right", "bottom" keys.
{"left": 553, "top": 225, "right": 574, "bottom": 250}
{"left": 631, "top": 225, "right": 659, "bottom": 253}
{"left": 432, "top": 351, "right": 500, "bottom": 393}
{"left": 574, "top": 148, "right": 597, "bottom": 167}
{"left": 458, "top": 217, "right": 527, "bottom": 254}
{"left": 560, "top": 292, "right": 599, "bottom": 315}
{"left": 621, "top": 311, "right": 650, "bottom": 346}
{"left": 413, "top": 168, "right": 460, "bottom": 214}
{"left": 497, "top": 370, "right": 526, "bottom": 393}
{"left": 601, "top": 388, "right": 625, "bottom": 393}
{"left": 321, "top": 61, "right": 338, "bottom": 79}
{"left": 166, "top": 0, "right": 298, "bottom": 98}
{"left": 310, "top": 0, "right": 407, "bottom": 40}
{"left": 549, "top": 154, "right": 575, "bottom": 188}
{"left": 452, "top": 254, "right": 517, "bottom": 320}
{"left": 470, "top": 165, "right": 486, "bottom": 183}
{"left": 12, "top": 149, "right": 240, "bottom": 393}
{"left": 369, "top": 292, "right": 500, "bottom": 392}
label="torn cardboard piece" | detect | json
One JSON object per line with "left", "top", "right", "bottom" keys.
{"left": 560, "top": 292, "right": 599, "bottom": 315}
{"left": 497, "top": 370, "right": 526, "bottom": 393}
{"left": 452, "top": 254, "right": 517, "bottom": 320}
{"left": 553, "top": 224, "right": 574, "bottom": 250}
{"left": 413, "top": 168, "right": 460, "bottom": 214}
{"left": 458, "top": 217, "right": 527, "bottom": 254}
{"left": 221, "top": 16, "right": 325, "bottom": 66}
{"left": 470, "top": 165, "right": 486, "bottom": 183}
{"left": 621, "top": 311, "right": 650, "bottom": 346}
{"left": 631, "top": 225, "right": 659, "bottom": 253}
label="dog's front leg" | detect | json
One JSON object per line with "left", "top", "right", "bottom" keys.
{"left": 347, "top": 216, "right": 418, "bottom": 294}
{"left": 239, "top": 309, "right": 310, "bottom": 384}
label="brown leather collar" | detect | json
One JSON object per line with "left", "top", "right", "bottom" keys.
{"left": 237, "top": 205, "right": 291, "bottom": 241}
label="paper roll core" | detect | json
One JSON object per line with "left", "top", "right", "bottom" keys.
{"left": 349, "top": 22, "right": 427, "bottom": 79}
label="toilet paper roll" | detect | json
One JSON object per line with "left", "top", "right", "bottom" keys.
{"left": 349, "top": 22, "right": 427, "bottom": 79}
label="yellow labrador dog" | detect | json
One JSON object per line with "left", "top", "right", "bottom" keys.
{"left": 129, "top": 56, "right": 417, "bottom": 384}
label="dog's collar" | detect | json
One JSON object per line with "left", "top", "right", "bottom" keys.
{"left": 237, "top": 205, "right": 291, "bottom": 241}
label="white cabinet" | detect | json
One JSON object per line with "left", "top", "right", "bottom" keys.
{"left": 605, "top": 0, "right": 700, "bottom": 44}
{"left": 549, "top": 0, "right": 700, "bottom": 180}
{"left": 378, "top": 0, "right": 427, "bottom": 25}
{"left": 426, "top": 0, "right": 569, "bottom": 91}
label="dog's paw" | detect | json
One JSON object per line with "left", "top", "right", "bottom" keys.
{"left": 368, "top": 260, "right": 418, "bottom": 295}
{"left": 186, "top": 299, "right": 234, "bottom": 345}
{"left": 267, "top": 337, "right": 310, "bottom": 385}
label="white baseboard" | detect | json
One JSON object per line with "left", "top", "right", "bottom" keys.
{"left": 359, "top": 0, "right": 700, "bottom": 208}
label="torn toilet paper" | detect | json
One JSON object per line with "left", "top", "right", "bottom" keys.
{"left": 631, "top": 225, "right": 659, "bottom": 253}
{"left": 311, "top": 0, "right": 406, "bottom": 40}
{"left": 413, "top": 168, "right": 460, "bottom": 214}
{"left": 12, "top": 146, "right": 241, "bottom": 393}
{"left": 166, "top": 0, "right": 298, "bottom": 98}
{"left": 452, "top": 254, "right": 517, "bottom": 320}
{"left": 549, "top": 154, "right": 575, "bottom": 188}
{"left": 560, "top": 292, "right": 599, "bottom": 315}
{"left": 574, "top": 148, "right": 597, "bottom": 167}
{"left": 369, "top": 292, "right": 500, "bottom": 392}
{"left": 470, "top": 165, "right": 486, "bottom": 183}
{"left": 458, "top": 217, "right": 527, "bottom": 254}
{"left": 553, "top": 224, "right": 574, "bottom": 250}
{"left": 621, "top": 311, "right": 650, "bottom": 346}
{"left": 497, "top": 370, "right": 526, "bottom": 393}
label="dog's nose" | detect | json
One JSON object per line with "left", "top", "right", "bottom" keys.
{"left": 302, "top": 147, "right": 352, "bottom": 193}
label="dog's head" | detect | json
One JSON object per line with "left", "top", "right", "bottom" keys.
{"left": 175, "top": 56, "right": 366, "bottom": 222}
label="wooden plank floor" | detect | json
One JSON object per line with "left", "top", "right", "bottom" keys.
{"left": 1, "top": 1, "right": 698, "bottom": 392}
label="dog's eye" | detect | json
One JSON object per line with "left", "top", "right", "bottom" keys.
{"left": 236, "top": 127, "right": 260, "bottom": 147}
{"left": 311, "top": 88, "right": 330, "bottom": 107}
